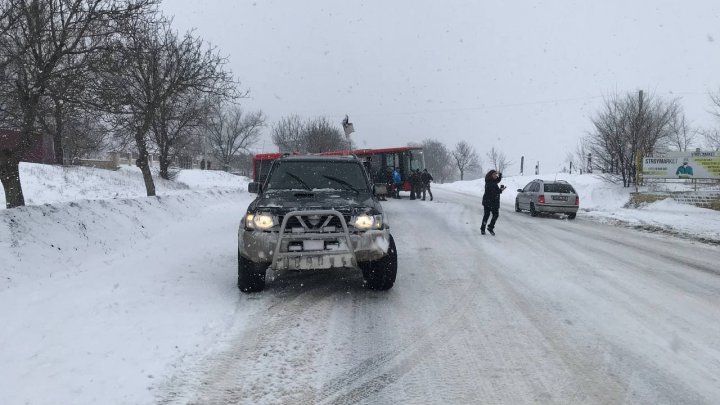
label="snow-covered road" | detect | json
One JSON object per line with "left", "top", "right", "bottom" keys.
{"left": 160, "top": 188, "right": 720, "bottom": 405}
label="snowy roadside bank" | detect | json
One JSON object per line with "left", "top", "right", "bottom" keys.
{"left": 0, "top": 163, "right": 247, "bottom": 208}
{"left": 1, "top": 165, "right": 256, "bottom": 404}
{"left": 0, "top": 189, "right": 256, "bottom": 405}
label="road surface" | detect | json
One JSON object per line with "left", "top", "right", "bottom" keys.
{"left": 160, "top": 187, "right": 720, "bottom": 405}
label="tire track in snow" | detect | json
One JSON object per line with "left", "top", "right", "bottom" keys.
{"left": 161, "top": 269, "right": 364, "bottom": 404}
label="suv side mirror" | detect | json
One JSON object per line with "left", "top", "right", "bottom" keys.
{"left": 248, "top": 182, "right": 262, "bottom": 194}
{"left": 517, "top": 189, "right": 523, "bottom": 192}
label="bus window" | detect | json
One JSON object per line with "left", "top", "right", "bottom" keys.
{"left": 410, "top": 149, "right": 425, "bottom": 171}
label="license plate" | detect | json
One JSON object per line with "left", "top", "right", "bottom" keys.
{"left": 552, "top": 195, "right": 568, "bottom": 201}
{"left": 303, "top": 240, "right": 325, "bottom": 251}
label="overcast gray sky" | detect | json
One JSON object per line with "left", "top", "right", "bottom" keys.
{"left": 161, "top": 0, "right": 720, "bottom": 174}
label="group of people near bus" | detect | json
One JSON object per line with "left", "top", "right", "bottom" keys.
{"left": 384, "top": 167, "right": 433, "bottom": 201}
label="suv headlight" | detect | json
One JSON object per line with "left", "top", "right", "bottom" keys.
{"left": 245, "top": 212, "right": 275, "bottom": 230}
{"left": 352, "top": 214, "right": 383, "bottom": 230}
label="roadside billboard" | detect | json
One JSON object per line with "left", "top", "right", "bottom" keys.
{"left": 643, "top": 151, "right": 720, "bottom": 179}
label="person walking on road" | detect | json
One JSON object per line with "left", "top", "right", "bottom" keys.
{"left": 481, "top": 169, "right": 506, "bottom": 236}
{"left": 421, "top": 168, "right": 433, "bottom": 201}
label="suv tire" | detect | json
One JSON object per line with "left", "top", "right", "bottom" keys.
{"left": 530, "top": 203, "right": 538, "bottom": 217}
{"left": 360, "top": 235, "right": 397, "bottom": 291}
{"left": 567, "top": 213, "right": 577, "bottom": 220}
{"left": 238, "top": 253, "right": 267, "bottom": 293}
{"left": 515, "top": 199, "right": 521, "bottom": 212}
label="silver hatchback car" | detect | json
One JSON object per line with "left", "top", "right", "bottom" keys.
{"left": 515, "top": 179, "right": 579, "bottom": 219}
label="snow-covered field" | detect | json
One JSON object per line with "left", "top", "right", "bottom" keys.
{"left": 1, "top": 163, "right": 719, "bottom": 404}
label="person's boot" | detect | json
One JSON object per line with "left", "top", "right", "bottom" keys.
{"left": 488, "top": 228, "right": 495, "bottom": 236}
{"left": 481, "top": 223, "right": 486, "bottom": 235}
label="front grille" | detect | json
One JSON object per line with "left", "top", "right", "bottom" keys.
{"left": 278, "top": 213, "right": 352, "bottom": 232}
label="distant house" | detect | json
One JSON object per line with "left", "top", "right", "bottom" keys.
{"left": 0, "top": 129, "right": 55, "bottom": 164}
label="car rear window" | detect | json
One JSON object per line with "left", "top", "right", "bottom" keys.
{"left": 544, "top": 183, "right": 575, "bottom": 193}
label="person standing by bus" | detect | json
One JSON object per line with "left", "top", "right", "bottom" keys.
{"left": 421, "top": 168, "right": 433, "bottom": 201}
{"left": 481, "top": 169, "right": 506, "bottom": 236}
{"left": 409, "top": 169, "right": 419, "bottom": 200}
{"left": 392, "top": 167, "right": 402, "bottom": 199}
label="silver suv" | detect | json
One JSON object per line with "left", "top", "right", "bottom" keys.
{"left": 515, "top": 179, "right": 579, "bottom": 219}
{"left": 238, "top": 155, "right": 397, "bottom": 292}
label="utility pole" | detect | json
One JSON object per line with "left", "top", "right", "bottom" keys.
{"left": 520, "top": 156, "right": 524, "bottom": 176}
{"left": 636, "top": 90, "right": 644, "bottom": 192}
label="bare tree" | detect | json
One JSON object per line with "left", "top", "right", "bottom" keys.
{"left": 39, "top": 106, "right": 111, "bottom": 161}
{"left": 421, "top": 138, "right": 454, "bottom": 183}
{"left": 271, "top": 115, "right": 305, "bottom": 153}
{"left": 0, "top": 0, "right": 156, "bottom": 208}
{"left": 572, "top": 138, "right": 591, "bottom": 174}
{"left": 33, "top": 37, "right": 120, "bottom": 166}
{"left": 103, "top": 17, "right": 239, "bottom": 195}
{"left": 303, "top": 116, "right": 350, "bottom": 153}
{"left": 205, "top": 104, "right": 265, "bottom": 171}
{"left": 34, "top": 48, "right": 116, "bottom": 164}
{"left": 586, "top": 91, "right": 678, "bottom": 186}
{"left": 151, "top": 91, "right": 210, "bottom": 179}
{"left": 451, "top": 141, "right": 480, "bottom": 181}
{"left": 710, "top": 87, "right": 720, "bottom": 121}
{"left": 485, "top": 146, "right": 513, "bottom": 173}
{"left": 706, "top": 89, "right": 720, "bottom": 151}
{"left": 701, "top": 128, "right": 720, "bottom": 151}
{"left": 667, "top": 111, "right": 696, "bottom": 151}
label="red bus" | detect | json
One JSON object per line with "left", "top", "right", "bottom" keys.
{"left": 251, "top": 146, "right": 425, "bottom": 192}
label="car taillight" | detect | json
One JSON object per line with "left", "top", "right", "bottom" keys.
{"left": 538, "top": 195, "right": 545, "bottom": 204}
{"left": 575, "top": 196, "right": 579, "bottom": 205}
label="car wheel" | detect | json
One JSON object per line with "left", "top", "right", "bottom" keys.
{"left": 515, "top": 199, "right": 521, "bottom": 212}
{"left": 360, "top": 235, "right": 397, "bottom": 291}
{"left": 238, "top": 253, "right": 267, "bottom": 293}
{"left": 567, "top": 213, "right": 577, "bottom": 219}
{"left": 530, "top": 203, "right": 538, "bottom": 217}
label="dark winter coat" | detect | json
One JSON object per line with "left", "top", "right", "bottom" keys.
{"left": 482, "top": 173, "right": 503, "bottom": 209}
{"left": 410, "top": 171, "right": 422, "bottom": 187}
{"left": 421, "top": 171, "right": 433, "bottom": 185}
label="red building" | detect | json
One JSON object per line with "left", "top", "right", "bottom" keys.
{"left": 0, "top": 129, "right": 55, "bottom": 164}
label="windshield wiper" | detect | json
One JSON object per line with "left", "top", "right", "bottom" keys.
{"left": 286, "top": 172, "right": 312, "bottom": 190}
{"left": 322, "top": 175, "right": 360, "bottom": 194}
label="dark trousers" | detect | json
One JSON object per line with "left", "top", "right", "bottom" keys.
{"left": 482, "top": 206, "right": 499, "bottom": 230}
{"left": 422, "top": 184, "right": 432, "bottom": 200}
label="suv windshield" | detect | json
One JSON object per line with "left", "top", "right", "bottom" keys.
{"left": 265, "top": 161, "right": 368, "bottom": 192}
{"left": 544, "top": 183, "right": 576, "bottom": 193}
